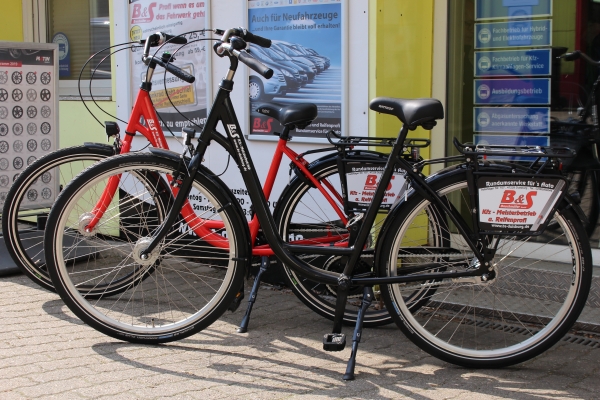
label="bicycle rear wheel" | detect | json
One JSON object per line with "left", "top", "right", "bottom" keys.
{"left": 44, "top": 153, "right": 249, "bottom": 343}
{"left": 2, "top": 145, "right": 113, "bottom": 291}
{"left": 378, "top": 168, "right": 592, "bottom": 367}
{"left": 274, "top": 155, "right": 392, "bottom": 326}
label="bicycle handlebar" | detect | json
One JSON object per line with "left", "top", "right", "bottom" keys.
{"left": 237, "top": 50, "right": 274, "bottom": 79}
{"left": 559, "top": 50, "right": 600, "bottom": 66}
{"left": 140, "top": 32, "right": 194, "bottom": 83}
{"left": 215, "top": 27, "right": 271, "bottom": 48}
{"left": 215, "top": 27, "right": 274, "bottom": 79}
{"left": 149, "top": 55, "right": 195, "bottom": 83}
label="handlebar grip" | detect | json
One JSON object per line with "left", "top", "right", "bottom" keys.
{"left": 238, "top": 28, "right": 271, "bottom": 48}
{"left": 159, "top": 60, "right": 195, "bottom": 83}
{"left": 563, "top": 50, "right": 581, "bottom": 62}
{"left": 238, "top": 51, "right": 273, "bottom": 79}
{"left": 163, "top": 33, "right": 188, "bottom": 45}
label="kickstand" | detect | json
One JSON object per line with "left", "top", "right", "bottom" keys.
{"left": 237, "top": 255, "right": 269, "bottom": 333}
{"left": 343, "top": 286, "right": 374, "bottom": 381}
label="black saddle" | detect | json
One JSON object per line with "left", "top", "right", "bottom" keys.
{"left": 369, "top": 97, "right": 444, "bottom": 130}
{"left": 256, "top": 103, "right": 318, "bottom": 129}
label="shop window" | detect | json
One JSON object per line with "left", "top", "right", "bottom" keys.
{"left": 447, "top": 0, "right": 600, "bottom": 244}
{"left": 447, "top": 0, "right": 593, "bottom": 153}
{"left": 47, "top": 0, "right": 111, "bottom": 98}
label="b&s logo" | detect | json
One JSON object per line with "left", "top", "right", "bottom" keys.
{"left": 364, "top": 174, "right": 393, "bottom": 191}
{"left": 499, "top": 190, "right": 537, "bottom": 209}
{"left": 252, "top": 117, "right": 273, "bottom": 133}
{"left": 131, "top": 2, "right": 157, "bottom": 24}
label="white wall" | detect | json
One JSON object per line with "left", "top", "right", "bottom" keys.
{"left": 113, "top": 0, "right": 369, "bottom": 215}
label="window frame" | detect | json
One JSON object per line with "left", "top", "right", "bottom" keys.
{"left": 22, "top": 0, "right": 113, "bottom": 100}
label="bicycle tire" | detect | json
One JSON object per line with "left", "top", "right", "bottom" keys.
{"left": 44, "top": 153, "right": 249, "bottom": 344}
{"left": 2, "top": 145, "right": 114, "bottom": 291}
{"left": 274, "top": 153, "right": 393, "bottom": 327}
{"left": 377, "top": 167, "right": 592, "bottom": 367}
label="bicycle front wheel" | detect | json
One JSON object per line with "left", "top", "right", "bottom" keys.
{"left": 378, "top": 168, "right": 592, "bottom": 367}
{"left": 44, "top": 153, "right": 249, "bottom": 343}
{"left": 2, "top": 144, "right": 113, "bottom": 291}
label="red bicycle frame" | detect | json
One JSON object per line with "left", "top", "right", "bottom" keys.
{"left": 82, "top": 86, "right": 349, "bottom": 256}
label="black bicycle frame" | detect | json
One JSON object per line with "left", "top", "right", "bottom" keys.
{"left": 141, "top": 55, "right": 490, "bottom": 287}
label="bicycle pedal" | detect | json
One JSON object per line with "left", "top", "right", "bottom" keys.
{"left": 227, "top": 291, "right": 244, "bottom": 312}
{"left": 323, "top": 333, "right": 346, "bottom": 351}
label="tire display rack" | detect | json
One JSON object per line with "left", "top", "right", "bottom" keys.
{"left": 0, "top": 42, "right": 59, "bottom": 211}
{"left": 0, "top": 42, "right": 58, "bottom": 276}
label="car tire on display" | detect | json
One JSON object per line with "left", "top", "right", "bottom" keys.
{"left": 13, "top": 123, "right": 23, "bottom": 136}
{"left": 12, "top": 89, "right": 23, "bottom": 102}
{"left": 26, "top": 89, "right": 36, "bottom": 102}
{"left": 40, "top": 89, "right": 51, "bottom": 102}
{"left": 41, "top": 106, "right": 51, "bottom": 118}
{"left": 12, "top": 72, "right": 22, "bottom": 85}
{"left": 41, "top": 139, "right": 51, "bottom": 151}
{"left": 27, "top": 140, "right": 37, "bottom": 152}
{"left": 0, "top": 106, "right": 7, "bottom": 119}
{"left": 0, "top": 123, "right": 8, "bottom": 136}
{"left": 27, "top": 106, "right": 37, "bottom": 119}
{"left": 40, "top": 122, "right": 51, "bottom": 135}
{"left": 40, "top": 72, "right": 51, "bottom": 85}
{"left": 27, "top": 123, "right": 36, "bottom": 135}
{"left": 26, "top": 72, "right": 36, "bottom": 85}
{"left": 12, "top": 157, "right": 23, "bottom": 170}
{"left": 249, "top": 76, "right": 272, "bottom": 101}
{"left": 13, "top": 106, "right": 23, "bottom": 119}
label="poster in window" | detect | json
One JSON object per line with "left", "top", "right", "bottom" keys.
{"left": 128, "top": 0, "right": 208, "bottom": 132}
{"left": 0, "top": 42, "right": 59, "bottom": 210}
{"left": 248, "top": 0, "right": 343, "bottom": 139}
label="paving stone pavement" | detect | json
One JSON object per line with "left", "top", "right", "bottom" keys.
{"left": 1, "top": 274, "right": 600, "bottom": 400}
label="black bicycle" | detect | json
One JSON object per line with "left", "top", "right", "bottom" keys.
{"left": 43, "top": 28, "right": 592, "bottom": 380}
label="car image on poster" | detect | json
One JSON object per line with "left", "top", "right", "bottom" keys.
{"left": 248, "top": 0, "right": 342, "bottom": 139}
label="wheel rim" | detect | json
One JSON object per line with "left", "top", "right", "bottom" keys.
{"left": 386, "top": 180, "right": 583, "bottom": 359}
{"left": 50, "top": 162, "right": 240, "bottom": 335}
{"left": 249, "top": 81, "right": 261, "bottom": 100}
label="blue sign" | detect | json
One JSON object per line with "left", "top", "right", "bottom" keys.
{"left": 475, "top": 20, "right": 552, "bottom": 49}
{"left": 476, "top": 0, "right": 552, "bottom": 21}
{"left": 474, "top": 79, "right": 551, "bottom": 105}
{"left": 473, "top": 134, "right": 549, "bottom": 161}
{"left": 475, "top": 49, "right": 551, "bottom": 77}
{"left": 52, "top": 32, "right": 70, "bottom": 77}
{"left": 474, "top": 107, "right": 550, "bottom": 133}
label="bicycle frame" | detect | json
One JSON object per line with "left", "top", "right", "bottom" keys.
{"left": 140, "top": 57, "right": 494, "bottom": 289}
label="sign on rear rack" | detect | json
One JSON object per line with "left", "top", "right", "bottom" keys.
{"left": 0, "top": 42, "right": 59, "bottom": 209}
{"left": 344, "top": 162, "right": 407, "bottom": 213}
{"left": 478, "top": 176, "right": 566, "bottom": 232}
